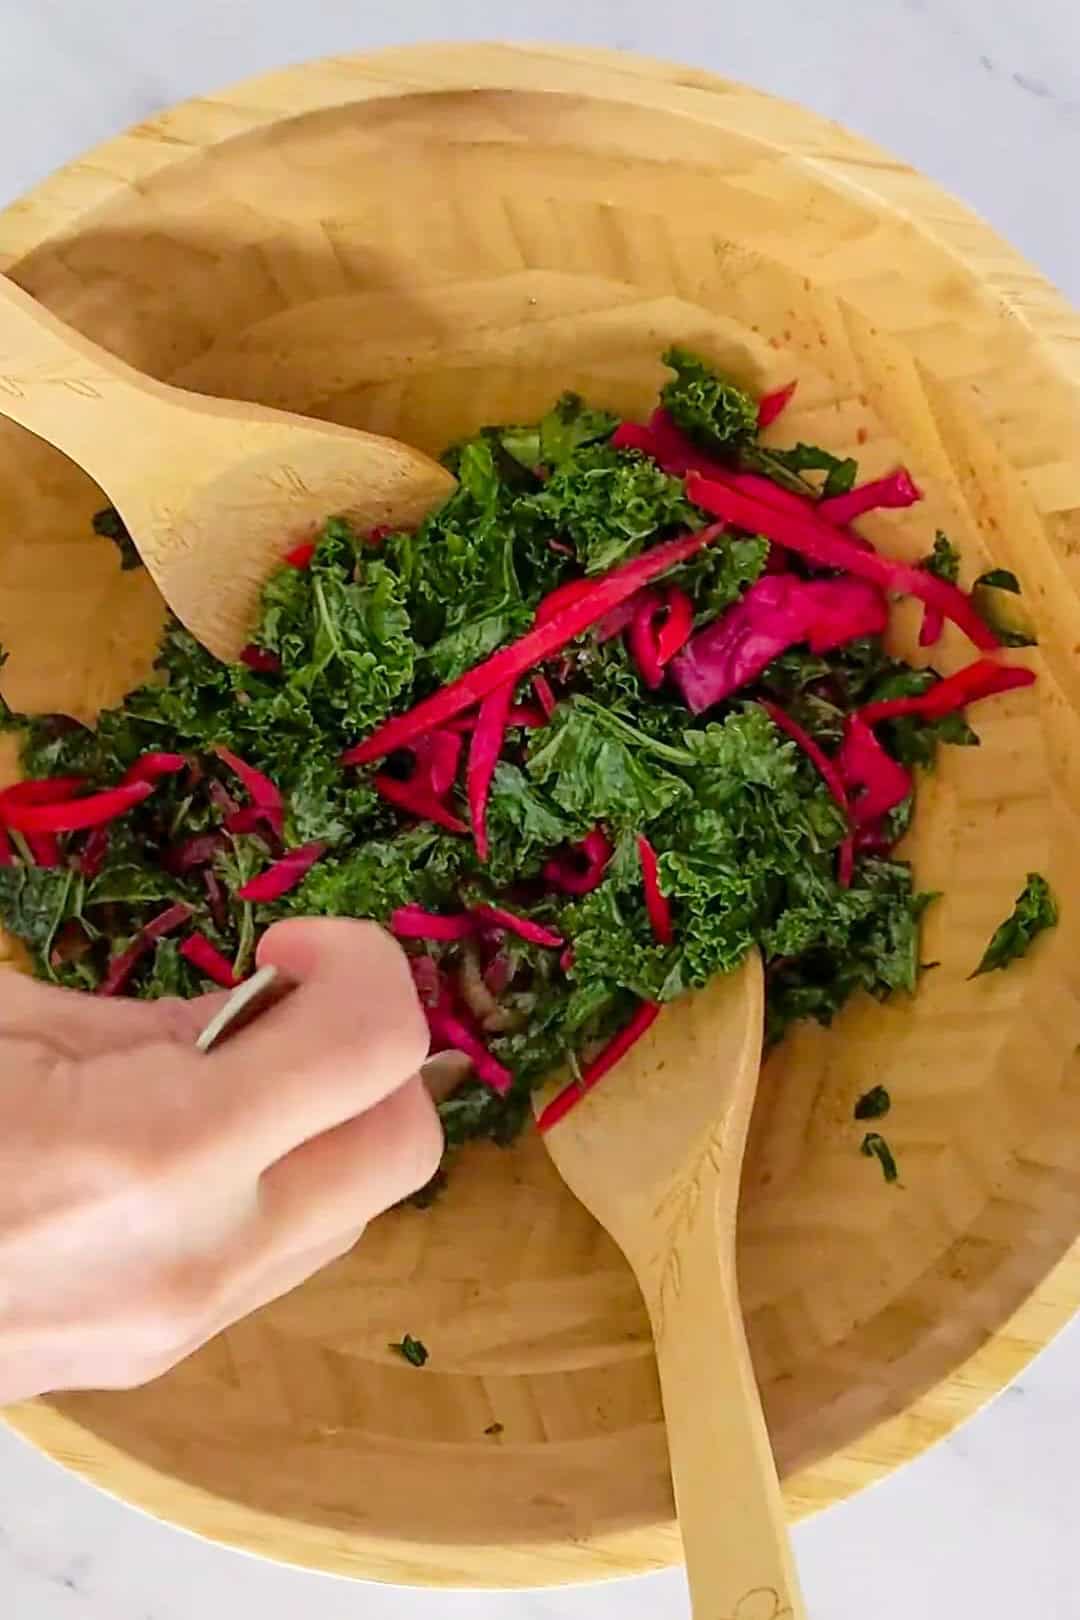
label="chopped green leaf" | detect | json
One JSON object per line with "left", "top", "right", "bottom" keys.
{"left": 972, "top": 873, "right": 1058, "bottom": 976}
{"left": 743, "top": 441, "right": 858, "bottom": 499}
{"left": 861, "top": 1132, "right": 899, "bottom": 1183}
{"left": 920, "top": 531, "right": 960, "bottom": 584}
{"left": 972, "top": 569, "right": 1037, "bottom": 647}
{"left": 854, "top": 1085, "right": 892, "bottom": 1121}
{"left": 389, "top": 1334, "right": 429, "bottom": 1367}
{"left": 661, "top": 346, "right": 758, "bottom": 452}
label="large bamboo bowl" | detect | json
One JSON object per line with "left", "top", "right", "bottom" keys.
{"left": 2, "top": 42, "right": 1080, "bottom": 1589}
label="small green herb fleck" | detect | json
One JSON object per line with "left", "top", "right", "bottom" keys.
{"left": 861, "top": 1132, "right": 899, "bottom": 1183}
{"left": 971, "top": 569, "right": 1036, "bottom": 647}
{"left": 389, "top": 1334, "right": 429, "bottom": 1367}
{"left": 93, "top": 506, "right": 143, "bottom": 571}
{"left": 854, "top": 1085, "right": 892, "bottom": 1121}
{"left": 920, "top": 532, "right": 960, "bottom": 584}
{"left": 972, "top": 873, "right": 1058, "bottom": 977}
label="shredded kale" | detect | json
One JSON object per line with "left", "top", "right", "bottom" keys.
{"left": 972, "top": 873, "right": 1057, "bottom": 977}
{"left": 93, "top": 506, "right": 143, "bottom": 571}
{"left": 920, "top": 531, "right": 961, "bottom": 584}
{"left": 661, "top": 346, "right": 758, "bottom": 452}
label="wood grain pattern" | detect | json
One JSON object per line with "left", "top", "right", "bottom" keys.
{"left": 0, "top": 42, "right": 1078, "bottom": 1589}
{"left": 540, "top": 959, "right": 807, "bottom": 1617}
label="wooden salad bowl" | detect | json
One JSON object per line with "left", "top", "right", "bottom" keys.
{"left": 1, "top": 43, "right": 1079, "bottom": 1589}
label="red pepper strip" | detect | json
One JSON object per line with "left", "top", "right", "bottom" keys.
{"left": 345, "top": 525, "right": 727, "bottom": 767}
{"left": 533, "top": 673, "right": 557, "bottom": 719}
{"left": 391, "top": 906, "right": 477, "bottom": 941}
{"left": 637, "top": 836, "right": 673, "bottom": 945}
{"left": 648, "top": 410, "right": 818, "bottom": 520}
{"left": 559, "top": 946, "right": 575, "bottom": 974}
{"left": 858, "top": 658, "right": 1035, "bottom": 725}
{"left": 0, "top": 775, "right": 85, "bottom": 809}
{"left": 534, "top": 576, "right": 594, "bottom": 626}
{"left": 121, "top": 752, "right": 187, "bottom": 787}
{"left": 919, "top": 605, "right": 945, "bottom": 648}
{"left": 470, "top": 905, "right": 565, "bottom": 949}
{"left": 628, "top": 591, "right": 666, "bottom": 690}
{"left": 543, "top": 826, "right": 614, "bottom": 895}
{"left": 180, "top": 932, "right": 240, "bottom": 989}
{"left": 443, "top": 712, "right": 478, "bottom": 734}
{"left": 610, "top": 421, "right": 657, "bottom": 454}
{"left": 837, "top": 717, "right": 912, "bottom": 827}
{"left": 97, "top": 902, "right": 194, "bottom": 997}
{"left": 759, "top": 700, "right": 853, "bottom": 889}
{"left": 240, "top": 644, "right": 282, "bottom": 674}
{"left": 594, "top": 595, "right": 642, "bottom": 644}
{"left": 757, "top": 380, "right": 798, "bottom": 431}
{"left": 759, "top": 701, "right": 848, "bottom": 814}
{"left": 426, "top": 1006, "right": 512, "bottom": 1095}
{"left": 373, "top": 773, "right": 469, "bottom": 835}
{"left": 467, "top": 681, "right": 514, "bottom": 863}
{"left": 0, "top": 823, "right": 12, "bottom": 866}
{"left": 285, "top": 539, "right": 316, "bottom": 569}
{"left": 655, "top": 587, "right": 694, "bottom": 666}
{"left": 538, "top": 1001, "right": 662, "bottom": 1131}
{"left": 0, "top": 780, "right": 152, "bottom": 833}
{"left": 507, "top": 703, "right": 547, "bottom": 729}
{"left": 235, "top": 841, "right": 327, "bottom": 902}
{"left": 686, "top": 474, "right": 998, "bottom": 651}
{"left": 411, "top": 730, "right": 463, "bottom": 799}
{"left": 27, "top": 834, "right": 61, "bottom": 866}
{"left": 817, "top": 467, "right": 922, "bottom": 528}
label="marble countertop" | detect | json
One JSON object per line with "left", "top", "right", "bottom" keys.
{"left": 1, "top": 3, "right": 1078, "bottom": 1616}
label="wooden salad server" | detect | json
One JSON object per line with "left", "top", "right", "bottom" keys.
{"left": 538, "top": 955, "right": 808, "bottom": 1619}
{"left": 0, "top": 274, "right": 453, "bottom": 660}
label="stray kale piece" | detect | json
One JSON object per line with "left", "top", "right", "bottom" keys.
{"left": 854, "top": 1085, "right": 892, "bottom": 1121}
{"left": 971, "top": 569, "right": 1037, "bottom": 647}
{"left": 93, "top": 506, "right": 142, "bottom": 571}
{"left": 972, "top": 873, "right": 1058, "bottom": 977}
{"left": 524, "top": 442, "right": 695, "bottom": 575}
{"left": 661, "top": 346, "right": 758, "bottom": 453}
{"left": 743, "top": 441, "right": 858, "bottom": 500}
{"left": 861, "top": 1132, "right": 899, "bottom": 1184}
{"left": 920, "top": 531, "right": 960, "bottom": 584}
{"left": 390, "top": 1334, "right": 429, "bottom": 1368}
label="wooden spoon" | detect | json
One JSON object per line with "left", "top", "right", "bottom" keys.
{"left": 0, "top": 274, "right": 454, "bottom": 660}
{"left": 538, "top": 956, "right": 807, "bottom": 1620}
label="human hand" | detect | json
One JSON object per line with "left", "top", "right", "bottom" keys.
{"left": 0, "top": 917, "right": 439, "bottom": 1405}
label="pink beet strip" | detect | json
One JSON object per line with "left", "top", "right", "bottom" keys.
{"left": 919, "top": 605, "right": 945, "bottom": 648}
{"left": 214, "top": 746, "right": 284, "bottom": 824}
{"left": 817, "top": 467, "right": 922, "bottom": 528}
{"left": 26, "top": 834, "right": 61, "bottom": 866}
{"left": 628, "top": 590, "right": 666, "bottom": 690}
{"left": 0, "top": 775, "right": 85, "bottom": 809}
{"left": 391, "top": 906, "right": 477, "bottom": 941}
{"left": 467, "top": 681, "right": 514, "bottom": 863}
{"left": 760, "top": 700, "right": 853, "bottom": 888}
{"left": 757, "top": 379, "right": 798, "bottom": 430}
{"left": 507, "top": 703, "right": 548, "bottom": 728}
{"left": 411, "top": 730, "right": 463, "bottom": 799}
{"left": 470, "top": 905, "right": 564, "bottom": 949}
{"left": 647, "top": 408, "right": 819, "bottom": 519}
{"left": 180, "top": 932, "right": 240, "bottom": 989}
{"left": 235, "top": 841, "right": 327, "bottom": 902}
{"left": 97, "top": 902, "right": 194, "bottom": 997}
{"left": 537, "top": 1001, "right": 661, "bottom": 1131}
{"left": 686, "top": 473, "right": 998, "bottom": 651}
{"left": 836, "top": 717, "right": 912, "bottom": 827}
{"left": 342, "top": 525, "right": 727, "bottom": 767}
{"left": 373, "top": 774, "right": 469, "bottom": 836}
{"left": 655, "top": 587, "right": 694, "bottom": 666}
{"left": 637, "top": 836, "right": 673, "bottom": 945}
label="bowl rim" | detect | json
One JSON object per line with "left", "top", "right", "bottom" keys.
{"left": 2, "top": 39, "right": 1080, "bottom": 1588}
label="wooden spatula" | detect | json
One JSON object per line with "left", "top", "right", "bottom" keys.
{"left": 0, "top": 274, "right": 453, "bottom": 660}
{"left": 538, "top": 956, "right": 807, "bottom": 1620}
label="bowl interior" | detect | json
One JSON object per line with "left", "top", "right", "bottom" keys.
{"left": 2, "top": 52, "right": 1080, "bottom": 1588}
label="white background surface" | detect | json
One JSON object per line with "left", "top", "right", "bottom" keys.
{"left": 1, "top": 3, "right": 1079, "bottom": 1616}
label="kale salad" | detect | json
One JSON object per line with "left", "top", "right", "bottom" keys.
{"left": 0, "top": 350, "right": 1052, "bottom": 1168}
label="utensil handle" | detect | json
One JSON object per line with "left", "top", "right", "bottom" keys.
{"left": 0, "top": 273, "right": 173, "bottom": 485}
{"left": 637, "top": 1176, "right": 808, "bottom": 1620}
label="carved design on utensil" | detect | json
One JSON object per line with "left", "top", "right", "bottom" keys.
{"left": 650, "top": 1125, "right": 727, "bottom": 1337}
{"left": 727, "top": 1588, "right": 792, "bottom": 1620}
